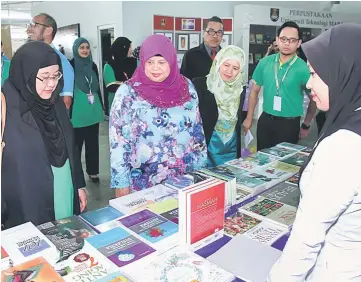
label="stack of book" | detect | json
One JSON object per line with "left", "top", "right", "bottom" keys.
{"left": 109, "top": 184, "right": 178, "bottom": 214}
{"left": 178, "top": 178, "right": 226, "bottom": 251}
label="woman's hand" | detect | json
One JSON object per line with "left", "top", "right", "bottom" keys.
{"left": 115, "top": 187, "right": 131, "bottom": 198}
{"left": 78, "top": 189, "right": 88, "bottom": 212}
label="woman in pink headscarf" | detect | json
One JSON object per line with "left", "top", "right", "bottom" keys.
{"left": 109, "top": 35, "right": 208, "bottom": 197}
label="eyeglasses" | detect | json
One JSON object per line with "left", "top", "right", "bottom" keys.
{"left": 205, "top": 29, "right": 224, "bottom": 37}
{"left": 279, "top": 37, "right": 299, "bottom": 44}
{"left": 36, "top": 72, "right": 63, "bottom": 85}
{"left": 27, "top": 21, "right": 50, "bottom": 29}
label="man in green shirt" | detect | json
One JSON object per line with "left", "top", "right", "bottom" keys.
{"left": 243, "top": 21, "right": 317, "bottom": 151}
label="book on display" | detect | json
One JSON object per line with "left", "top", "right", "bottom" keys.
{"left": 80, "top": 205, "right": 125, "bottom": 233}
{"left": 280, "top": 151, "right": 309, "bottom": 167}
{"left": 1, "top": 257, "right": 64, "bottom": 282}
{"left": 277, "top": 142, "right": 307, "bottom": 151}
{"left": 260, "top": 182, "right": 300, "bottom": 208}
{"left": 243, "top": 220, "right": 287, "bottom": 245}
{"left": 37, "top": 215, "right": 97, "bottom": 262}
{"left": 164, "top": 172, "right": 212, "bottom": 190}
{"left": 239, "top": 197, "right": 297, "bottom": 229}
{"left": 117, "top": 209, "right": 178, "bottom": 250}
{"left": 224, "top": 211, "right": 262, "bottom": 237}
{"left": 54, "top": 244, "right": 118, "bottom": 281}
{"left": 226, "top": 152, "right": 279, "bottom": 171}
{"left": 285, "top": 173, "right": 300, "bottom": 186}
{"left": 109, "top": 184, "right": 178, "bottom": 214}
{"left": 1, "top": 222, "right": 58, "bottom": 266}
{"left": 126, "top": 246, "right": 235, "bottom": 282}
{"left": 146, "top": 198, "right": 179, "bottom": 224}
{"left": 178, "top": 178, "right": 226, "bottom": 251}
{"left": 253, "top": 161, "right": 299, "bottom": 188}
{"left": 260, "top": 146, "right": 298, "bottom": 158}
{"left": 85, "top": 227, "right": 156, "bottom": 269}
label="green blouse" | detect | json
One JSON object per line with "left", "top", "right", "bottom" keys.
{"left": 52, "top": 159, "right": 74, "bottom": 220}
{"left": 103, "top": 63, "right": 117, "bottom": 110}
{"left": 71, "top": 87, "right": 104, "bottom": 128}
{"left": 1, "top": 59, "right": 10, "bottom": 86}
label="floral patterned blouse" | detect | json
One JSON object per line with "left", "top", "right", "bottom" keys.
{"left": 109, "top": 79, "right": 208, "bottom": 192}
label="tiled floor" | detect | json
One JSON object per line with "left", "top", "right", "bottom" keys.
{"left": 82, "top": 118, "right": 319, "bottom": 212}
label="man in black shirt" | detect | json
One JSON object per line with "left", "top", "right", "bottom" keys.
{"left": 181, "top": 16, "right": 223, "bottom": 80}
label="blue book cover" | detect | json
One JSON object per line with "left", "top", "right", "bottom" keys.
{"left": 118, "top": 210, "right": 178, "bottom": 244}
{"left": 86, "top": 227, "right": 155, "bottom": 268}
{"left": 80, "top": 206, "right": 124, "bottom": 227}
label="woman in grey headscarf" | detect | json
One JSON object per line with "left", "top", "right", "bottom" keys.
{"left": 268, "top": 23, "right": 361, "bottom": 282}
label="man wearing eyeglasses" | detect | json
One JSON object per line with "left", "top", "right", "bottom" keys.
{"left": 27, "top": 13, "right": 74, "bottom": 111}
{"left": 181, "top": 16, "right": 224, "bottom": 80}
{"left": 243, "top": 21, "right": 317, "bottom": 151}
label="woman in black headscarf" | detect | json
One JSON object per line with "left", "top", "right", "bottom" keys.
{"left": 1, "top": 41, "right": 87, "bottom": 229}
{"left": 103, "top": 37, "right": 137, "bottom": 112}
{"left": 268, "top": 23, "right": 361, "bottom": 282}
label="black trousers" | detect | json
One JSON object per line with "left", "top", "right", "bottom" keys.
{"left": 74, "top": 123, "right": 99, "bottom": 175}
{"left": 257, "top": 112, "right": 301, "bottom": 151}
{"left": 316, "top": 111, "right": 326, "bottom": 135}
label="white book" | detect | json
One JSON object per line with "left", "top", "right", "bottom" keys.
{"left": 126, "top": 246, "right": 235, "bottom": 282}
{"left": 243, "top": 221, "right": 287, "bottom": 245}
{"left": 1, "top": 222, "right": 59, "bottom": 266}
{"left": 109, "top": 184, "right": 178, "bottom": 215}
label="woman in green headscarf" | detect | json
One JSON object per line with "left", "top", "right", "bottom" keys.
{"left": 193, "top": 45, "right": 247, "bottom": 167}
{"left": 70, "top": 37, "right": 104, "bottom": 182}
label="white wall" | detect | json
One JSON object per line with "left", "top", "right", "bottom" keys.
{"left": 31, "top": 1, "right": 123, "bottom": 66}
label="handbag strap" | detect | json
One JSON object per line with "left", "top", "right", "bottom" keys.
{"left": 1, "top": 91, "right": 6, "bottom": 150}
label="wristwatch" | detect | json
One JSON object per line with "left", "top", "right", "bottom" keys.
{"left": 301, "top": 123, "right": 310, "bottom": 130}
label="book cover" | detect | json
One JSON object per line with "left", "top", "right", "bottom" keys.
{"left": 127, "top": 246, "right": 235, "bottom": 282}
{"left": 86, "top": 227, "right": 155, "bottom": 268}
{"left": 188, "top": 181, "right": 225, "bottom": 246}
{"left": 253, "top": 162, "right": 299, "bottom": 186}
{"left": 201, "top": 165, "right": 237, "bottom": 179}
{"left": 260, "top": 146, "right": 297, "bottom": 158}
{"left": 1, "top": 222, "right": 58, "bottom": 266}
{"left": 224, "top": 212, "right": 261, "bottom": 237}
{"left": 118, "top": 209, "right": 178, "bottom": 246}
{"left": 1, "top": 257, "right": 64, "bottom": 282}
{"left": 240, "top": 197, "right": 297, "bottom": 228}
{"left": 109, "top": 184, "right": 178, "bottom": 214}
{"left": 261, "top": 182, "right": 300, "bottom": 208}
{"left": 37, "top": 215, "right": 97, "bottom": 262}
{"left": 277, "top": 142, "right": 306, "bottom": 151}
{"left": 301, "top": 147, "right": 313, "bottom": 154}
{"left": 227, "top": 153, "right": 279, "bottom": 171}
{"left": 55, "top": 244, "right": 117, "bottom": 281}
{"left": 80, "top": 206, "right": 124, "bottom": 233}
{"left": 286, "top": 173, "right": 300, "bottom": 186}
{"left": 146, "top": 198, "right": 179, "bottom": 224}
{"left": 236, "top": 186, "right": 251, "bottom": 203}
{"left": 238, "top": 172, "right": 268, "bottom": 189}
{"left": 280, "top": 152, "right": 309, "bottom": 167}
{"left": 243, "top": 221, "right": 287, "bottom": 245}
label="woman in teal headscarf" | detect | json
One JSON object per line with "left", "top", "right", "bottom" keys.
{"left": 193, "top": 45, "right": 247, "bottom": 167}
{"left": 70, "top": 37, "right": 104, "bottom": 182}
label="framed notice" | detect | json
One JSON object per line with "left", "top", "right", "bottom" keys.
{"left": 164, "top": 32, "right": 173, "bottom": 42}
{"left": 177, "top": 54, "right": 184, "bottom": 68}
{"left": 189, "top": 34, "right": 200, "bottom": 49}
{"left": 181, "top": 19, "right": 195, "bottom": 31}
{"left": 178, "top": 34, "right": 189, "bottom": 51}
{"left": 250, "top": 33, "right": 256, "bottom": 44}
{"left": 249, "top": 53, "right": 254, "bottom": 64}
{"left": 221, "top": 34, "right": 230, "bottom": 48}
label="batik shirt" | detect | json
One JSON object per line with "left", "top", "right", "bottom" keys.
{"left": 110, "top": 79, "right": 207, "bottom": 191}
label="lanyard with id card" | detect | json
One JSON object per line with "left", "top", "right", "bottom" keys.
{"left": 273, "top": 55, "right": 298, "bottom": 112}
{"left": 85, "top": 76, "right": 94, "bottom": 104}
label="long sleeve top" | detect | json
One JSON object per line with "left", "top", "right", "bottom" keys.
{"left": 109, "top": 79, "right": 208, "bottom": 192}
{"left": 268, "top": 129, "right": 361, "bottom": 282}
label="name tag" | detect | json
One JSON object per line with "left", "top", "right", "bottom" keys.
{"left": 87, "top": 93, "right": 95, "bottom": 105}
{"left": 273, "top": 96, "right": 282, "bottom": 112}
